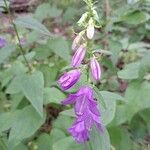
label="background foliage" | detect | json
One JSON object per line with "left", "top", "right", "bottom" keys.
{"left": 0, "top": 0, "right": 150, "bottom": 149}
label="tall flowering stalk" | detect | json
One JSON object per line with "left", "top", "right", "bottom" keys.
{"left": 58, "top": 0, "right": 104, "bottom": 143}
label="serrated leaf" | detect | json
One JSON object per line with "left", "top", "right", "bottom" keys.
{"left": 122, "top": 11, "right": 150, "bottom": 25}
{"left": 8, "top": 106, "right": 45, "bottom": 148}
{"left": 0, "top": 44, "right": 16, "bottom": 64}
{"left": 100, "top": 91, "right": 124, "bottom": 101}
{"left": 90, "top": 127, "right": 111, "bottom": 150}
{"left": 100, "top": 97, "right": 116, "bottom": 126}
{"left": 0, "top": 111, "right": 19, "bottom": 133}
{"left": 48, "top": 37, "right": 71, "bottom": 62}
{"left": 109, "top": 127, "right": 132, "bottom": 150}
{"left": 118, "top": 62, "right": 140, "bottom": 79}
{"left": 44, "top": 87, "right": 66, "bottom": 104}
{"left": 18, "top": 71, "right": 44, "bottom": 116}
{"left": 35, "top": 3, "right": 62, "bottom": 21}
{"left": 14, "top": 16, "right": 52, "bottom": 36}
{"left": 125, "top": 81, "right": 150, "bottom": 121}
{"left": 53, "top": 136, "right": 83, "bottom": 150}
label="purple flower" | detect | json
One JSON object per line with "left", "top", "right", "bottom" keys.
{"left": 58, "top": 70, "right": 81, "bottom": 91}
{"left": 90, "top": 57, "right": 101, "bottom": 81}
{"left": 0, "top": 38, "right": 6, "bottom": 48}
{"left": 71, "top": 44, "right": 86, "bottom": 67}
{"left": 68, "top": 120, "right": 89, "bottom": 143}
{"left": 62, "top": 86, "right": 93, "bottom": 110}
{"left": 62, "top": 86, "right": 103, "bottom": 143}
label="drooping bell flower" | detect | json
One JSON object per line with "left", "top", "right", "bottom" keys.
{"left": 0, "top": 38, "right": 6, "bottom": 48}
{"left": 86, "top": 18, "right": 95, "bottom": 40}
{"left": 69, "top": 109, "right": 103, "bottom": 143}
{"left": 68, "top": 120, "right": 89, "bottom": 143}
{"left": 62, "top": 86, "right": 93, "bottom": 111}
{"left": 62, "top": 86, "right": 103, "bottom": 130}
{"left": 62, "top": 86, "right": 103, "bottom": 143}
{"left": 90, "top": 57, "right": 101, "bottom": 81}
{"left": 71, "top": 44, "right": 86, "bottom": 67}
{"left": 72, "top": 35, "right": 81, "bottom": 51}
{"left": 58, "top": 70, "right": 81, "bottom": 91}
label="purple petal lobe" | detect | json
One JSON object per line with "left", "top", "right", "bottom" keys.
{"left": 58, "top": 69, "right": 81, "bottom": 91}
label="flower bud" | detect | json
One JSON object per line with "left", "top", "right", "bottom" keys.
{"left": 71, "top": 44, "right": 86, "bottom": 67}
{"left": 72, "top": 35, "right": 81, "bottom": 51}
{"left": 90, "top": 57, "right": 101, "bottom": 81}
{"left": 77, "top": 12, "right": 88, "bottom": 27}
{"left": 0, "top": 38, "right": 6, "bottom": 48}
{"left": 86, "top": 19, "right": 95, "bottom": 39}
{"left": 58, "top": 70, "right": 81, "bottom": 91}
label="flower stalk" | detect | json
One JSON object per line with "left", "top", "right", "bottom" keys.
{"left": 3, "top": 0, "right": 32, "bottom": 72}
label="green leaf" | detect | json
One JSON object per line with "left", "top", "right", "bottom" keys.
{"left": 13, "top": 143, "right": 28, "bottom": 150}
{"left": 0, "top": 45, "right": 16, "bottom": 64}
{"left": 6, "top": 76, "right": 21, "bottom": 94}
{"left": 35, "top": 3, "right": 62, "bottom": 21}
{"left": 100, "top": 91, "right": 124, "bottom": 101}
{"left": 53, "top": 136, "right": 83, "bottom": 150}
{"left": 109, "top": 104, "right": 127, "bottom": 126}
{"left": 18, "top": 71, "right": 44, "bottom": 116}
{"left": 36, "top": 133, "right": 52, "bottom": 150}
{"left": 14, "top": 16, "right": 52, "bottom": 36}
{"left": 50, "top": 128, "right": 66, "bottom": 144}
{"left": 48, "top": 37, "right": 71, "bottom": 62}
{"left": 44, "top": 87, "right": 66, "bottom": 104}
{"left": 90, "top": 127, "right": 111, "bottom": 150}
{"left": 128, "top": 42, "right": 150, "bottom": 51}
{"left": 53, "top": 115, "right": 73, "bottom": 132}
{"left": 0, "top": 138, "right": 7, "bottom": 150}
{"left": 118, "top": 62, "right": 140, "bottom": 79}
{"left": 125, "top": 81, "right": 150, "bottom": 121}
{"left": 0, "top": 111, "right": 19, "bottom": 133}
{"left": 122, "top": 11, "right": 150, "bottom": 25}
{"left": 139, "top": 108, "right": 150, "bottom": 132}
{"left": 60, "top": 108, "right": 75, "bottom": 117}
{"left": 109, "top": 40, "right": 122, "bottom": 64}
{"left": 8, "top": 106, "right": 45, "bottom": 148}
{"left": 109, "top": 127, "right": 132, "bottom": 150}
{"left": 97, "top": 90, "right": 123, "bottom": 125}
{"left": 130, "top": 113, "right": 147, "bottom": 139}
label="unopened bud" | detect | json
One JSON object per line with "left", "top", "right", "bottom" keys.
{"left": 71, "top": 44, "right": 86, "bottom": 67}
{"left": 86, "top": 18, "right": 95, "bottom": 39}
{"left": 90, "top": 57, "right": 101, "bottom": 81}
{"left": 72, "top": 35, "right": 81, "bottom": 51}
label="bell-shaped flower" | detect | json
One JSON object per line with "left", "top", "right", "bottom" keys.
{"left": 68, "top": 120, "right": 89, "bottom": 143}
{"left": 90, "top": 57, "right": 101, "bottom": 81}
{"left": 58, "top": 70, "right": 81, "bottom": 91}
{"left": 62, "top": 86, "right": 104, "bottom": 143}
{"left": 71, "top": 44, "right": 86, "bottom": 67}
{"left": 62, "top": 86, "right": 93, "bottom": 106}
{"left": 68, "top": 106, "right": 103, "bottom": 143}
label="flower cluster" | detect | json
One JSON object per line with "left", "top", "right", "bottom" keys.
{"left": 57, "top": 0, "right": 103, "bottom": 143}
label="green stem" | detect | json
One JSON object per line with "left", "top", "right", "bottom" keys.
{"left": 3, "top": 0, "right": 32, "bottom": 72}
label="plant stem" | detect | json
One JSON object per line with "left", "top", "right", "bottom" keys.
{"left": 104, "top": 0, "right": 111, "bottom": 49}
{"left": 3, "top": 0, "right": 32, "bottom": 72}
